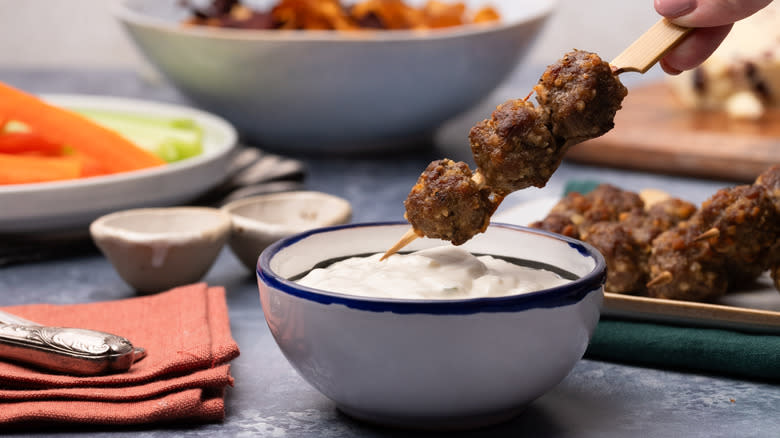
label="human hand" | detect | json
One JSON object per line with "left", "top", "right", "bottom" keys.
{"left": 654, "top": 0, "right": 774, "bottom": 74}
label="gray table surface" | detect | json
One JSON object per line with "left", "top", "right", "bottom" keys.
{"left": 1, "top": 68, "right": 778, "bottom": 437}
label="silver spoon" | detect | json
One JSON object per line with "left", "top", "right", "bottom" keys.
{"left": 0, "top": 309, "right": 146, "bottom": 375}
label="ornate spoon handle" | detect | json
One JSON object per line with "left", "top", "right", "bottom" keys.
{"left": 0, "top": 309, "right": 146, "bottom": 375}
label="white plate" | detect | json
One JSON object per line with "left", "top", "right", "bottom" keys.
{"left": 494, "top": 197, "right": 780, "bottom": 334}
{"left": 0, "top": 94, "right": 237, "bottom": 234}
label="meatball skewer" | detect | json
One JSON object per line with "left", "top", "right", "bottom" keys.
{"left": 383, "top": 49, "right": 628, "bottom": 259}
{"left": 384, "top": 19, "right": 691, "bottom": 258}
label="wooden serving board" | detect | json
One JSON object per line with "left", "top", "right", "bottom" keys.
{"left": 564, "top": 82, "right": 780, "bottom": 182}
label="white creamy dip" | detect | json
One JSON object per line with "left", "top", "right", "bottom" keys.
{"left": 296, "top": 246, "right": 572, "bottom": 300}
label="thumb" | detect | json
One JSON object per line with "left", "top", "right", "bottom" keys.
{"left": 654, "top": 0, "right": 774, "bottom": 27}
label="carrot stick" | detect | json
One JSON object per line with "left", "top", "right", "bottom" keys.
{"left": 70, "top": 151, "right": 108, "bottom": 177}
{"left": 0, "top": 82, "right": 165, "bottom": 174}
{"left": 0, "top": 153, "right": 81, "bottom": 185}
{"left": 0, "top": 132, "right": 64, "bottom": 155}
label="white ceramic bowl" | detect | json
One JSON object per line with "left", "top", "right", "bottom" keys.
{"left": 90, "top": 207, "right": 232, "bottom": 293}
{"left": 257, "top": 222, "right": 605, "bottom": 429}
{"left": 113, "top": 0, "right": 555, "bottom": 154}
{"left": 222, "top": 191, "right": 352, "bottom": 271}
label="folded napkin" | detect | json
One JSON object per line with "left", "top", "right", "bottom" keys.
{"left": 558, "top": 181, "right": 780, "bottom": 381}
{"left": 0, "top": 283, "right": 240, "bottom": 426}
{"left": 585, "top": 319, "right": 780, "bottom": 381}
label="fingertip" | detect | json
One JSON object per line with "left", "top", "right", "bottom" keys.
{"left": 666, "top": 0, "right": 773, "bottom": 27}
{"left": 661, "top": 24, "right": 732, "bottom": 72}
{"left": 654, "top": 0, "right": 697, "bottom": 19}
{"left": 659, "top": 59, "right": 683, "bottom": 75}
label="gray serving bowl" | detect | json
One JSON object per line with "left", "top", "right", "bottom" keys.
{"left": 113, "top": 0, "right": 555, "bottom": 154}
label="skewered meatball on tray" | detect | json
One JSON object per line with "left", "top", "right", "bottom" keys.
{"left": 516, "top": 165, "right": 780, "bottom": 311}
{"left": 492, "top": 167, "right": 780, "bottom": 333}
{"left": 526, "top": 173, "right": 780, "bottom": 302}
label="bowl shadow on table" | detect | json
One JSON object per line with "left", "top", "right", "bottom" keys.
{"left": 321, "top": 362, "right": 645, "bottom": 435}
{"left": 0, "top": 405, "right": 560, "bottom": 436}
{"left": 321, "top": 402, "right": 570, "bottom": 436}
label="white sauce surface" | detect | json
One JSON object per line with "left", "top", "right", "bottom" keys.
{"left": 296, "top": 246, "right": 572, "bottom": 300}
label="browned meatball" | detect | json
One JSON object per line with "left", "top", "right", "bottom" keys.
{"left": 404, "top": 159, "right": 502, "bottom": 245}
{"left": 647, "top": 224, "right": 728, "bottom": 302}
{"left": 620, "top": 198, "right": 697, "bottom": 248}
{"left": 695, "top": 184, "right": 779, "bottom": 283}
{"left": 530, "top": 184, "right": 643, "bottom": 239}
{"left": 581, "top": 221, "right": 645, "bottom": 293}
{"left": 534, "top": 50, "right": 628, "bottom": 145}
{"left": 756, "top": 165, "right": 780, "bottom": 290}
{"left": 584, "top": 184, "right": 645, "bottom": 223}
{"left": 529, "top": 191, "right": 590, "bottom": 238}
{"left": 469, "top": 99, "right": 558, "bottom": 195}
{"left": 647, "top": 197, "right": 698, "bottom": 225}
{"left": 529, "top": 211, "right": 581, "bottom": 238}
{"left": 755, "top": 164, "right": 780, "bottom": 208}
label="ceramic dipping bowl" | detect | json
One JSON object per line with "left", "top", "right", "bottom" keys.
{"left": 90, "top": 207, "right": 231, "bottom": 293}
{"left": 221, "top": 191, "right": 352, "bottom": 272}
{"left": 256, "top": 222, "right": 606, "bottom": 430}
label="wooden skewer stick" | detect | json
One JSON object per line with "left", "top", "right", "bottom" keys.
{"left": 646, "top": 270, "right": 674, "bottom": 288}
{"left": 379, "top": 228, "right": 420, "bottom": 261}
{"left": 693, "top": 227, "right": 720, "bottom": 242}
{"left": 611, "top": 18, "right": 692, "bottom": 74}
{"left": 380, "top": 171, "right": 487, "bottom": 261}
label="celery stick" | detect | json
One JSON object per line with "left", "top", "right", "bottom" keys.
{"left": 73, "top": 108, "right": 203, "bottom": 163}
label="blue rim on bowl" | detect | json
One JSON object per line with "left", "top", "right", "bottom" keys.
{"left": 257, "top": 221, "right": 606, "bottom": 315}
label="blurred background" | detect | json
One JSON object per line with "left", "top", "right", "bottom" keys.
{"left": 0, "top": 0, "right": 665, "bottom": 79}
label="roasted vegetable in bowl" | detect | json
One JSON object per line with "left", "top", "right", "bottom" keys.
{"left": 182, "top": 0, "right": 501, "bottom": 31}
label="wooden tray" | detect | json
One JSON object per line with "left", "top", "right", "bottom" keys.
{"left": 603, "top": 281, "right": 780, "bottom": 335}
{"left": 564, "top": 82, "right": 780, "bottom": 182}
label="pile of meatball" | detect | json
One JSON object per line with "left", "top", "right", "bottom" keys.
{"left": 531, "top": 164, "right": 780, "bottom": 302}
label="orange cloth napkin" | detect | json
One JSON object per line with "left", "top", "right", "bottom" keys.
{"left": 0, "top": 283, "right": 240, "bottom": 426}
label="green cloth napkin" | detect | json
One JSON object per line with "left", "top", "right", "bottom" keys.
{"left": 585, "top": 320, "right": 780, "bottom": 381}
{"left": 562, "top": 181, "right": 780, "bottom": 381}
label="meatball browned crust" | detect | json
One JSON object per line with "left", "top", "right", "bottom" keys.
{"left": 620, "top": 198, "right": 698, "bottom": 249}
{"left": 756, "top": 165, "right": 780, "bottom": 290}
{"left": 647, "top": 224, "right": 729, "bottom": 302}
{"left": 404, "top": 159, "right": 502, "bottom": 245}
{"left": 529, "top": 184, "right": 643, "bottom": 239}
{"left": 694, "top": 185, "right": 780, "bottom": 283}
{"left": 581, "top": 221, "right": 645, "bottom": 293}
{"left": 534, "top": 50, "right": 628, "bottom": 145}
{"left": 469, "top": 99, "right": 558, "bottom": 196}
